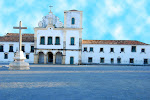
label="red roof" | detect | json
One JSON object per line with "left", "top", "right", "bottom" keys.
{"left": 0, "top": 33, "right": 148, "bottom": 45}
{"left": 82, "top": 40, "right": 149, "bottom": 45}
{"left": 0, "top": 33, "right": 34, "bottom": 42}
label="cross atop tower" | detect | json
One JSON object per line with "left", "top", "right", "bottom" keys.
{"left": 49, "top": 5, "right": 53, "bottom": 13}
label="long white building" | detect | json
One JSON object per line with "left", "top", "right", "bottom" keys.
{"left": 0, "top": 9, "right": 150, "bottom": 65}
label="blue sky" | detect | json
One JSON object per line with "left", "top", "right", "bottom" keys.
{"left": 0, "top": 0, "right": 150, "bottom": 43}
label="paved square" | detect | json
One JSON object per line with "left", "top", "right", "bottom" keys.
{"left": 0, "top": 65, "right": 150, "bottom": 100}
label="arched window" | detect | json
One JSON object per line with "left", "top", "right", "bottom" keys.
{"left": 71, "top": 37, "right": 75, "bottom": 45}
{"left": 40, "top": 36, "right": 45, "bottom": 45}
{"left": 55, "top": 37, "right": 60, "bottom": 45}
{"left": 71, "top": 18, "right": 75, "bottom": 24}
{"left": 48, "top": 37, "right": 52, "bottom": 45}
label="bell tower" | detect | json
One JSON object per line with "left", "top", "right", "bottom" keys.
{"left": 64, "top": 10, "right": 83, "bottom": 28}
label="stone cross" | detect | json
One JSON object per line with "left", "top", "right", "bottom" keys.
{"left": 13, "top": 21, "right": 27, "bottom": 52}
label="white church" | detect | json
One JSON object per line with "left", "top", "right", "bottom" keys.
{"left": 0, "top": 9, "right": 150, "bottom": 65}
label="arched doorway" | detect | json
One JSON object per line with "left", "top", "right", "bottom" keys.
{"left": 38, "top": 52, "right": 44, "bottom": 64}
{"left": 47, "top": 52, "right": 53, "bottom": 63}
{"left": 55, "top": 52, "right": 62, "bottom": 64}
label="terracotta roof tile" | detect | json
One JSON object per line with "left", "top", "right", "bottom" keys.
{"left": 82, "top": 40, "right": 149, "bottom": 45}
{"left": 0, "top": 33, "right": 34, "bottom": 42}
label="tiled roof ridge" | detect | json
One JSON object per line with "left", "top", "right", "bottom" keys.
{"left": 5, "top": 33, "right": 34, "bottom": 37}
{"left": 0, "top": 33, "right": 34, "bottom": 42}
{"left": 82, "top": 40, "right": 149, "bottom": 45}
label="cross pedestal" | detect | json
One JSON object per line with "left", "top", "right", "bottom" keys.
{"left": 9, "top": 21, "right": 30, "bottom": 70}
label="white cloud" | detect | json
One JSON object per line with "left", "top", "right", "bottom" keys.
{"left": 15, "top": 0, "right": 35, "bottom": 7}
{"left": 112, "top": 25, "right": 128, "bottom": 40}
{"left": 55, "top": 0, "right": 87, "bottom": 13}
{"left": 16, "top": 12, "right": 44, "bottom": 29}
{"left": 105, "top": 0, "right": 123, "bottom": 16}
{"left": 0, "top": 0, "right": 3, "bottom": 8}
{"left": 146, "top": 17, "right": 150, "bottom": 24}
{"left": 0, "top": 22, "right": 14, "bottom": 36}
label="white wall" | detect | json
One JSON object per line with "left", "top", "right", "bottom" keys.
{"left": 37, "top": 28, "right": 64, "bottom": 49}
{"left": 66, "top": 30, "right": 79, "bottom": 49}
{"left": 65, "top": 11, "right": 81, "bottom": 28}
{"left": 82, "top": 44, "right": 150, "bottom": 65}
{"left": 65, "top": 51, "right": 79, "bottom": 64}
{"left": 0, "top": 42, "right": 34, "bottom": 63}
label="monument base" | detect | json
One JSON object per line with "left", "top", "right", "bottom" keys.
{"left": 9, "top": 51, "right": 30, "bottom": 70}
{"left": 9, "top": 61, "right": 30, "bottom": 70}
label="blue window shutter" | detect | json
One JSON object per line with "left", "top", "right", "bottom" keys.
{"left": 41, "top": 37, "right": 45, "bottom": 45}
{"left": 48, "top": 37, "right": 52, "bottom": 44}
{"left": 71, "top": 37, "right": 74, "bottom": 45}
{"left": 56, "top": 37, "right": 60, "bottom": 45}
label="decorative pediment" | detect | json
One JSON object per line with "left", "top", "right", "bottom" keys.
{"left": 38, "top": 12, "right": 64, "bottom": 28}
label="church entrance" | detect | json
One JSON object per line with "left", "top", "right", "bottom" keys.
{"left": 55, "top": 52, "right": 62, "bottom": 64}
{"left": 47, "top": 52, "right": 53, "bottom": 63}
{"left": 38, "top": 52, "right": 44, "bottom": 63}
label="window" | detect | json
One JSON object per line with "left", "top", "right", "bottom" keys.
{"left": 144, "top": 59, "right": 148, "bottom": 64}
{"left": 48, "top": 37, "right": 52, "bottom": 45}
{"left": 55, "top": 37, "right": 60, "bottom": 45}
{"left": 141, "top": 48, "right": 145, "bottom": 53}
{"left": 110, "top": 48, "right": 114, "bottom": 52}
{"left": 26, "top": 54, "right": 29, "bottom": 59}
{"left": 22, "top": 46, "right": 25, "bottom": 52}
{"left": 4, "top": 54, "right": 8, "bottom": 59}
{"left": 100, "top": 48, "right": 104, "bottom": 52}
{"left": 117, "top": 58, "right": 121, "bottom": 64}
{"left": 90, "top": 47, "right": 93, "bottom": 52}
{"left": 71, "top": 37, "right": 75, "bottom": 45}
{"left": 0, "top": 45, "right": 3, "bottom": 52}
{"left": 40, "top": 36, "right": 45, "bottom": 45}
{"left": 111, "top": 58, "right": 114, "bottom": 64}
{"left": 130, "top": 58, "right": 134, "bottom": 63}
{"left": 88, "top": 57, "right": 92, "bottom": 63}
{"left": 83, "top": 47, "right": 87, "bottom": 52}
{"left": 31, "top": 46, "right": 34, "bottom": 52}
{"left": 131, "top": 46, "right": 136, "bottom": 52}
{"left": 9, "top": 46, "right": 13, "bottom": 52}
{"left": 121, "top": 48, "right": 124, "bottom": 52}
{"left": 71, "top": 18, "right": 75, "bottom": 24}
{"left": 100, "top": 58, "right": 104, "bottom": 63}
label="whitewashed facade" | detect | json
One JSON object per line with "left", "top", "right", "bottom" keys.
{"left": 82, "top": 44, "right": 150, "bottom": 65}
{"left": 33, "top": 10, "right": 82, "bottom": 64}
{"left": 0, "top": 42, "right": 34, "bottom": 63}
{"left": 0, "top": 9, "right": 150, "bottom": 65}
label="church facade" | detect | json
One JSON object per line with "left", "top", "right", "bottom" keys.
{"left": 0, "top": 9, "right": 150, "bottom": 65}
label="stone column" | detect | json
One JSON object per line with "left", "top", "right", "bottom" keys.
{"left": 62, "top": 54, "right": 66, "bottom": 64}
{"left": 80, "top": 12, "right": 83, "bottom": 28}
{"left": 53, "top": 55, "right": 55, "bottom": 64}
{"left": 44, "top": 54, "right": 47, "bottom": 64}
{"left": 78, "top": 30, "right": 82, "bottom": 65}
{"left": 62, "top": 30, "right": 66, "bottom": 64}
{"left": 34, "top": 54, "right": 38, "bottom": 64}
{"left": 64, "top": 11, "right": 67, "bottom": 28}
